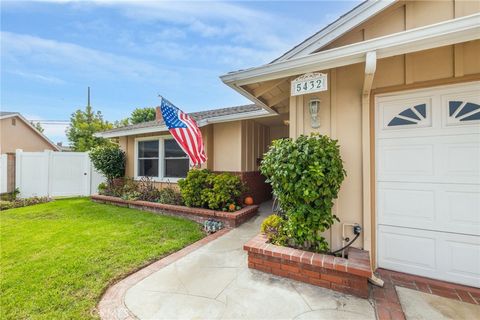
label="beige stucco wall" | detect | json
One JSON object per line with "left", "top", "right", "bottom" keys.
{"left": 212, "top": 121, "right": 242, "bottom": 171}
{"left": 321, "top": 0, "right": 479, "bottom": 51}
{"left": 118, "top": 119, "right": 270, "bottom": 181}
{"left": 0, "top": 116, "right": 57, "bottom": 154}
{"left": 286, "top": 0, "right": 480, "bottom": 256}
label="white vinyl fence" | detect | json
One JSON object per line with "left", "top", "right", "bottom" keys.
{"left": 15, "top": 150, "right": 105, "bottom": 198}
{"left": 0, "top": 154, "right": 7, "bottom": 194}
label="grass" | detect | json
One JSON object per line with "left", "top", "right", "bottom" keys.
{"left": 0, "top": 198, "right": 205, "bottom": 319}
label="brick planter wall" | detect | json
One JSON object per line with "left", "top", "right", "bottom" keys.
{"left": 244, "top": 234, "right": 372, "bottom": 298}
{"left": 91, "top": 194, "right": 258, "bottom": 228}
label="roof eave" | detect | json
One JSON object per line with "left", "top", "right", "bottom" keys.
{"left": 95, "top": 108, "right": 275, "bottom": 139}
{"left": 224, "top": 82, "right": 278, "bottom": 115}
{"left": 0, "top": 113, "right": 20, "bottom": 120}
{"left": 221, "top": 14, "right": 480, "bottom": 87}
{"left": 273, "top": 0, "right": 396, "bottom": 63}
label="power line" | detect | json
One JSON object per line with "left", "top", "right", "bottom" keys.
{"left": 29, "top": 120, "right": 69, "bottom": 122}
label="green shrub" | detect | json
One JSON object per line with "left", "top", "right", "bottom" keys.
{"left": 178, "top": 170, "right": 244, "bottom": 210}
{"left": 202, "top": 173, "right": 243, "bottom": 210}
{"left": 122, "top": 178, "right": 138, "bottom": 195}
{"left": 17, "top": 197, "right": 51, "bottom": 208}
{"left": 121, "top": 190, "right": 141, "bottom": 201}
{"left": 1, "top": 197, "right": 51, "bottom": 211}
{"left": 261, "top": 134, "right": 346, "bottom": 253}
{"left": 0, "top": 200, "right": 13, "bottom": 210}
{"left": 178, "top": 169, "right": 211, "bottom": 208}
{"left": 103, "top": 178, "right": 126, "bottom": 197}
{"left": 0, "top": 188, "right": 20, "bottom": 201}
{"left": 97, "top": 182, "right": 107, "bottom": 195}
{"left": 89, "top": 145, "right": 126, "bottom": 182}
{"left": 136, "top": 177, "right": 160, "bottom": 202}
{"left": 158, "top": 187, "right": 183, "bottom": 205}
{"left": 261, "top": 214, "right": 286, "bottom": 245}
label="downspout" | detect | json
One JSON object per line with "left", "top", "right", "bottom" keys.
{"left": 361, "top": 51, "right": 383, "bottom": 287}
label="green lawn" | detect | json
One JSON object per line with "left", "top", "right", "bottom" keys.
{"left": 0, "top": 198, "right": 205, "bottom": 320}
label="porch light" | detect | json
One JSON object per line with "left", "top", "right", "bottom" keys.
{"left": 309, "top": 98, "right": 320, "bottom": 128}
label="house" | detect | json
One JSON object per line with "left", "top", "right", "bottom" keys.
{"left": 97, "top": 104, "right": 288, "bottom": 203}
{"left": 220, "top": 0, "right": 480, "bottom": 287}
{"left": 97, "top": 0, "right": 479, "bottom": 287}
{"left": 0, "top": 111, "right": 60, "bottom": 193}
{"left": 0, "top": 111, "right": 60, "bottom": 154}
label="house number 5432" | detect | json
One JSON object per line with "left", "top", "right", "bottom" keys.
{"left": 291, "top": 72, "right": 328, "bottom": 96}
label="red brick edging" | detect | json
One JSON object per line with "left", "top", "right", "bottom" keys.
{"left": 91, "top": 194, "right": 258, "bottom": 228}
{"left": 97, "top": 228, "right": 230, "bottom": 320}
{"left": 371, "top": 268, "right": 480, "bottom": 320}
{"left": 244, "top": 234, "right": 372, "bottom": 298}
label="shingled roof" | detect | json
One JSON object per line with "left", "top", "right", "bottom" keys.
{"left": 0, "top": 111, "right": 20, "bottom": 117}
{"left": 99, "top": 104, "right": 265, "bottom": 137}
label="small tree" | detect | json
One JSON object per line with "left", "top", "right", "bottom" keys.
{"left": 260, "top": 134, "right": 346, "bottom": 252}
{"left": 89, "top": 145, "right": 126, "bottom": 184}
{"left": 67, "top": 105, "right": 112, "bottom": 152}
{"left": 113, "top": 118, "right": 130, "bottom": 128}
{"left": 31, "top": 121, "right": 44, "bottom": 133}
{"left": 130, "top": 107, "right": 156, "bottom": 124}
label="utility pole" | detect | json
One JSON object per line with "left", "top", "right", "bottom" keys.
{"left": 87, "top": 86, "right": 91, "bottom": 107}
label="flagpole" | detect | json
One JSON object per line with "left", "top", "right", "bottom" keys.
{"left": 158, "top": 94, "right": 177, "bottom": 109}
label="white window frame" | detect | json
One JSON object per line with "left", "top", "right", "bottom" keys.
{"left": 134, "top": 135, "right": 189, "bottom": 183}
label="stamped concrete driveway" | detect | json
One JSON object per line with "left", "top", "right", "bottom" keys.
{"left": 124, "top": 202, "right": 376, "bottom": 320}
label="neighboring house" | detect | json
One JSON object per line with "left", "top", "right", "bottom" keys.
{"left": 0, "top": 111, "right": 60, "bottom": 193}
{"left": 0, "top": 111, "right": 60, "bottom": 153}
{"left": 219, "top": 0, "right": 480, "bottom": 287}
{"left": 97, "top": 105, "right": 289, "bottom": 203}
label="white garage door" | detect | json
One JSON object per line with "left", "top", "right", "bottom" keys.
{"left": 376, "top": 82, "right": 480, "bottom": 287}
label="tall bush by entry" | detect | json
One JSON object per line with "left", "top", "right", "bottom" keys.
{"left": 89, "top": 145, "right": 126, "bottom": 183}
{"left": 260, "top": 134, "right": 346, "bottom": 253}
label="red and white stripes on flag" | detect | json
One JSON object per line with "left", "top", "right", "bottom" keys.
{"left": 160, "top": 97, "right": 207, "bottom": 167}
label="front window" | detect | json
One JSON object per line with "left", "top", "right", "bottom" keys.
{"left": 164, "top": 139, "right": 189, "bottom": 178}
{"left": 138, "top": 140, "right": 159, "bottom": 177}
{"left": 136, "top": 137, "right": 189, "bottom": 180}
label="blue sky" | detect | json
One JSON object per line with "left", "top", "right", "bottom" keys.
{"left": 1, "top": 0, "right": 360, "bottom": 144}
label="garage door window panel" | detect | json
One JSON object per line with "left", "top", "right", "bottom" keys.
{"left": 387, "top": 103, "right": 429, "bottom": 127}
{"left": 449, "top": 101, "right": 480, "bottom": 122}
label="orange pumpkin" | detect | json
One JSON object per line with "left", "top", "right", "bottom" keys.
{"left": 244, "top": 196, "right": 254, "bottom": 206}
{"left": 228, "top": 203, "right": 236, "bottom": 211}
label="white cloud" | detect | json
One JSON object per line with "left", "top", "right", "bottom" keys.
{"left": 1, "top": 31, "right": 177, "bottom": 81}
{"left": 8, "top": 70, "right": 65, "bottom": 84}
{"left": 22, "top": 0, "right": 303, "bottom": 57}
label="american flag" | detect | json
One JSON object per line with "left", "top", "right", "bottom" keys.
{"left": 160, "top": 97, "right": 207, "bottom": 167}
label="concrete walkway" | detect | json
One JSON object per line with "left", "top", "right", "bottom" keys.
{"left": 122, "top": 201, "right": 376, "bottom": 320}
